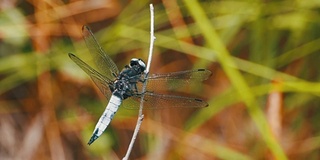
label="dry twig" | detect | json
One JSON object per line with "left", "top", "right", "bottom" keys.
{"left": 122, "top": 4, "right": 156, "bottom": 160}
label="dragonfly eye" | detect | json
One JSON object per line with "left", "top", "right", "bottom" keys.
{"left": 130, "top": 58, "right": 146, "bottom": 72}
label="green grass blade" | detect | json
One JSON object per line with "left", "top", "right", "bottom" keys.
{"left": 182, "top": 1, "right": 287, "bottom": 159}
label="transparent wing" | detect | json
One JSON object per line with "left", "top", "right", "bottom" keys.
{"left": 121, "top": 69, "right": 211, "bottom": 109}
{"left": 141, "top": 69, "right": 212, "bottom": 93}
{"left": 69, "top": 53, "right": 114, "bottom": 101}
{"left": 82, "top": 26, "right": 119, "bottom": 79}
{"left": 121, "top": 92, "right": 208, "bottom": 109}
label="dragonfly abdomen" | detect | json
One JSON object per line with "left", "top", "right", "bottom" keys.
{"left": 88, "top": 94, "right": 122, "bottom": 145}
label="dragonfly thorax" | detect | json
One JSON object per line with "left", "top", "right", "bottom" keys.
{"left": 113, "top": 60, "right": 145, "bottom": 100}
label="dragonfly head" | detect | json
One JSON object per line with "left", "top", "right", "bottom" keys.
{"left": 130, "top": 58, "right": 146, "bottom": 73}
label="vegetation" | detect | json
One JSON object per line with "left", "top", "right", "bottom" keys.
{"left": 1, "top": 0, "right": 320, "bottom": 159}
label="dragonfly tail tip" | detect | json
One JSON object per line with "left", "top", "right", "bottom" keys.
{"left": 87, "top": 132, "right": 99, "bottom": 145}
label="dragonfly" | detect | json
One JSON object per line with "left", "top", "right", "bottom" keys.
{"left": 68, "top": 26, "right": 212, "bottom": 145}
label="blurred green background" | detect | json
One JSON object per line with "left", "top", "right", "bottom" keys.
{"left": 1, "top": 0, "right": 320, "bottom": 159}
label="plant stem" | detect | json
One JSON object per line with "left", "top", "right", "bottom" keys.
{"left": 122, "top": 4, "right": 155, "bottom": 160}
